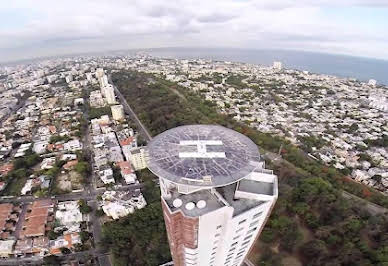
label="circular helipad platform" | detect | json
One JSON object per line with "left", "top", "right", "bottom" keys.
{"left": 147, "top": 125, "right": 261, "bottom": 187}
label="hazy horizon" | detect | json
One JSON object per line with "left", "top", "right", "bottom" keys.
{"left": 2, "top": 46, "right": 388, "bottom": 66}
{"left": 1, "top": 1, "right": 388, "bottom": 62}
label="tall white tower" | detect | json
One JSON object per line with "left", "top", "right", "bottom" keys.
{"left": 111, "top": 104, "right": 125, "bottom": 121}
{"left": 104, "top": 85, "right": 116, "bottom": 104}
{"left": 273, "top": 61, "right": 283, "bottom": 70}
{"left": 148, "top": 125, "right": 278, "bottom": 266}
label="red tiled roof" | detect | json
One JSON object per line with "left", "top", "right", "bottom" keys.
{"left": 63, "top": 160, "right": 78, "bottom": 170}
{"left": 119, "top": 137, "right": 134, "bottom": 146}
{"left": 117, "top": 161, "right": 134, "bottom": 175}
{"left": 0, "top": 204, "right": 13, "bottom": 231}
{"left": 0, "top": 164, "right": 13, "bottom": 175}
{"left": 21, "top": 200, "right": 53, "bottom": 238}
{"left": 48, "top": 126, "right": 57, "bottom": 134}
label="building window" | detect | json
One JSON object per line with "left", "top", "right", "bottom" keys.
{"left": 233, "top": 235, "right": 241, "bottom": 240}
{"left": 238, "top": 219, "right": 246, "bottom": 224}
{"left": 237, "top": 250, "right": 245, "bottom": 255}
{"left": 216, "top": 225, "right": 222, "bottom": 229}
{"left": 247, "top": 227, "right": 257, "bottom": 234}
{"left": 244, "top": 234, "right": 252, "bottom": 241}
{"left": 235, "top": 227, "right": 244, "bottom": 233}
{"left": 241, "top": 240, "right": 250, "bottom": 246}
{"left": 253, "top": 211, "right": 263, "bottom": 219}
{"left": 249, "top": 220, "right": 259, "bottom": 227}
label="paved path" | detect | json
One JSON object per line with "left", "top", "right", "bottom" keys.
{"left": 0, "top": 250, "right": 110, "bottom": 265}
{"left": 263, "top": 151, "right": 388, "bottom": 216}
{"left": 342, "top": 190, "right": 388, "bottom": 216}
{"left": 109, "top": 75, "right": 153, "bottom": 141}
{"left": 13, "top": 204, "right": 27, "bottom": 239}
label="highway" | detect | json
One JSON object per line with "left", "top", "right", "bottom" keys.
{"left": 0, "top": 184, "right": 143, "bottom": 204}
{"left": 0, "top": 250, "right": 111, "bottom": 265}
{"left": 342, "top": 190, "right": 388, "bottom": 216}
{"left": 263, "top": 151, "right": 388, "bottom": 217}
{"left": 108, "top": 75, "right": 153, "bottom": 141}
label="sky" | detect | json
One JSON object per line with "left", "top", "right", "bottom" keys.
{"left": 1, "top": 0, "right": 388, "bottom": 63}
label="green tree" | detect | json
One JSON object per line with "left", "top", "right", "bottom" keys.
{"left": 78, "top": 199, "right": 92, "bottom": 214}
{"left": 301, "top": 240, "right": 329, "bottom": 259}
{"left": 43, "top": 255, "right": 60, "bottom": 266}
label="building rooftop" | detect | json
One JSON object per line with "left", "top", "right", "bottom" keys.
{"left": 216, "top": 183, "right": 266, "bottom": 217}
{"left": 148, "top": 125, "right": 261, "bottom": 187}
{"left": 238, "top": 179, "right": 274, "bottom": 196}
{"left": 164, "top": 189, "right": 224, "bottom": 217}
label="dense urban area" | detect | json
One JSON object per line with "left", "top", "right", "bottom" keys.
{"left": 0, "top": 54, "right": 387, "bottom": 266}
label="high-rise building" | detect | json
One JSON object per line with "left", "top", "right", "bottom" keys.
{"left": 65, "top": 74, "right": 73, "bottom": 83}
{"left": 104, "top": 85, "right": 116, "bottom": 104}
{"left": 111, "top": 104, "right": 125, "bottom": 121}
{"left": 126, "top": 147, "right": 148, "bottom": 170}
{"left": 99, "top": 74, "right": 109, "bottom": 89}
{"left": 148, "top": 125, "right": 278, "bottom": 266}
{"left": 368, "top": 79, "right": 377, "bottom": 86}
{"left": 95, "top": 68, "right": 104, "bottom": 78}
{"left": 273, "top": 61, "right": 283, "bottom": 70}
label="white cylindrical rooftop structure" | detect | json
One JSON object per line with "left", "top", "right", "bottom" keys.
{"left": 185, "top": 202, "right": 195, "bottom": 210}
{"left": 196, "top": 200, "right": 207, "bottom": 209}
{"left": 173, "top": 198, "right": 183, "bottom": 208}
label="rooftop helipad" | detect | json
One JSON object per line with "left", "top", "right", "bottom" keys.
{"left": 147, "top": 125, "right": 261, "bottom": 187}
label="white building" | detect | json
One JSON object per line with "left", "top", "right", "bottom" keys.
{"left": 64, "top": 139, "right": 83, "bottom": 152}
{"left": 41, "top": 157, "right": 56, "bottom": 170}
{"left": 117, "top": 161, "right": 137, "bottom": 184}
{"left": 33, "top": 141, "right": 48, "bottom": 154}
{"left": 0, "top": 240, "right": 15, "bottom": 258}
{"left": 273, "top": 61, "right": 283, "bottom": 70}
{"left": 89, "top": 90, "right": 105, "bottom": 108}
{"left": 126, "top": 147, "right": 148, "bottom": 170}
{"left": 101, "top": 190, "right": 147, "bottom": 219}
{"left": 104, "top": 85, "right": 116, "bottom": 104}
{"left": 102, "top": 202, "right": 133, "bottom": 219}
{"left": 148, "top": 125, "right": 278, "bottom": 266}
{"left": 95, "top": 68, "right": 104, "bottom": 79}
{"left": 99, "top": 74, "right": 109, "bottom": 88}
{"left": 99, "top": 167, "right": 115, "bottom": 184}
{"left": 368, "top": 79, "right": 377, "bottom": 86}
{"left": 111, "top": 104, "right": 125, "bottom": 121}
{"left": 55, "top": 201, "right": 83, "bottom": 232}
{"left": 65, "top": 75, "right": 73, "bottom": 83}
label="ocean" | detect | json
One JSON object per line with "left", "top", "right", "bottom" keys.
{"left": 145, "top": 48, "right": 388, "bottom": 86}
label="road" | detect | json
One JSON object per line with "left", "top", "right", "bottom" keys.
{"left": 109, "top": 75, "right": 153, "bottom": 141}
{"left": 0, "top": 250, "right": 111, "bottom": 265}
{"left": 263, "top": 151, "right": 388, "bottom": 217}
{"left": 0, "top": 184, "right": 143, "bottom": 204}
{"left": 342, "top": 190, "right": 388, "bottom": 216}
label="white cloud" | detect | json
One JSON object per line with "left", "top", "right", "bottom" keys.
{"left": 0, "top": 0, "right": 387, "bottom": 62}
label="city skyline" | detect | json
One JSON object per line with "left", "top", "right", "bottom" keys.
{"left": 1, "top": 0, "right": 388, "bottom": 62}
